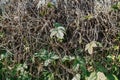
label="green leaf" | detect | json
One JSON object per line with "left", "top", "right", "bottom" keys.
{"left": 51, "top": 55, "right": 59, "bottom": 60}
{"left": 47, "top": 2, "right": 54, "bottom": 8}
{"left": 96, "top": 42, "right": 102, "bottom": 47}
{"left": 53, "top": 23, "right": 62, "bottom": 28}
{"left": 87, "top": 72, "right": 97, "bottom": 80}
{"left": 95, "top": 63, "right": 107, "bottom": 73}
{"left": 112, "top": 74, "right": 118, "bottom": 80}
{"left": 62, "top": 55, "right": 75, "bottom": 62}
{"left": 73, "top": 63, "right": 80, "bottom": 72}
{"left": 106, "top": 74, "right": 118, "bottom": 80}
{"left": 48, "top": 73, "right": 54, "bottom": 80}
{"left": 84, "top": 14, "right": 93, "bottom": 20}
{"left": 113, "top": 45, "right": 119, "bottom": 51}
{"left": 0, "top": 49, "right": 7, "bottom": 60}
{"left": 0, "top": 32, "right": 4, "bottom": 38}
{"left": 117, "top": 55, "right": 120, "bottom": 62}
{"left": 107, "top": 55, "right": 115, "bottom": 61}
{"left": 111, "top": 2, "right": 120, "bottom": 11}
{"left": 117, "top": 2, "right": 120, "bottom": 9}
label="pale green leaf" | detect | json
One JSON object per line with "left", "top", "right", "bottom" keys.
{"left": 85, "top": 43, "right": 90, "bottom": 51}
{"left": 88, "top": 47, "right": 93, "bottom": 55}
{"left": 48, "top": 73, "right": 54, "bottom": 80}
{"left": 50, "top": 29, "right": 57, "bottom": 38}
{"left": 69, "top": 56, "right": 75, "bottom": 60}
{"left": 57, "top": 26, "right": 66, "bottom": 31}
{"left": 117, "top": 2, "right": 120, "bottom": 9}
{"left": 87, "top": 72, "right": 97, "bottom": 80}
{"left": 50, "top": 26, "right": 65, "bottom": 39}
{"left": 51, "top": 55, "right": 59, "bottom": 60}
{"left": 62, "top": 55, "right": 75, "bottom": 62}
{"left": 118, "top": 55, "right": 120, "bottom": 62}
{"left": 85, "top": 41, "right": 97, "bottom": 54}
{"left": 112, "top": 74, "right": 118, "bottom": 80}
{"left": 90, "top": 41, "right": 97, "bottom": 47}
{"left": 72, "top": 74, "right": 81, "bottom": 80}
{"left": 97, "top": 72, "right": 107, "bottom": 80}
{"left": 44, "top": 59, "right": 52, "bottom": 66}
{"left": 73, "top": 64, "right": 80, "bottom": 72}
{"left": 56, "top": 30, "right": 64, "bottom": 39}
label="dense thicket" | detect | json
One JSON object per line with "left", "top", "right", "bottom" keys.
{"left": 0, "top": 0, "right": 120, "bottom": 80}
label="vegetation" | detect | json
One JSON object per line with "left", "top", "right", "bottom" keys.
{"left": 0, "top": 0, "right": 120, "bottom": 80}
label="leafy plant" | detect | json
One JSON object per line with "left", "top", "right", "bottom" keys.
{"left": 34, "top": 49, "right": 59, "bottom": 66}
{"left": 111, "top": 2, "right": 120, "bottom": 11}
{"left": 50, "top": 23, "right": 66, "bottom": 40}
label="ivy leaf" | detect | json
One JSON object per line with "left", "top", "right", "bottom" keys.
{"left": 50, "top": 26, "right": 65, "bottom": 40}
{"left": 85, "top": 41, "right": 97, "bottom": 54}
{"left": 87, "top": 72, "right": 97, "bottom": 80}
{"left": 72, "top": 74, "right": 81, "bottom": 80}
{"left": 50, "top": 29, "right": 57, "bottom": 38}
{"left": 56, "top": 29, "right": 64, "bottom": 39}
{"left": 62, "top": 55, "right": 75, "bottom": 62}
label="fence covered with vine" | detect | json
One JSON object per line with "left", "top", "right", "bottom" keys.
{"left": 0, "top": 0, "right": 120, "bottom": 80}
